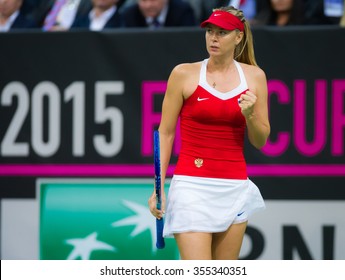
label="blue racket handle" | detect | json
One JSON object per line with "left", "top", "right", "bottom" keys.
{"left": 156, "top": 218, "right": 165, "bottom": 249}
{"left": 154, "top": 130, "right": 165, "bottom": 249}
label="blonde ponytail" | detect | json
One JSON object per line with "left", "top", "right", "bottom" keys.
{"left": 214, "top": 6, "right": 258, "bottom": 66}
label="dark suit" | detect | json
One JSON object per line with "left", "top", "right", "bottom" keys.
{"left": 304, "top": 0, "right": 341, "bottom": 25}
{"left": 123, "top": 0, "right": 196, "bottom": 27}
{"left": 71, "top": 7, "right": 124, "bottom": 29}
{"left": 201, "top": 0, "right": 231, "bottom": 22}
{"left": 8, "top": 12, "right": 38, "bottom": 30}
{"left": 21, "top": 0, "right": 44, "bottom": 16}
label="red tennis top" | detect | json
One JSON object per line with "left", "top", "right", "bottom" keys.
{"left": 174, "top": 59, "right": 248, "bottom": 179}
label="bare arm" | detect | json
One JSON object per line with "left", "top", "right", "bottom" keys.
{"left": 159, "top": 65, "right": 185, "bottom": 189}
{"left": 149, "top": 64, "right": 185, "bottom": 218}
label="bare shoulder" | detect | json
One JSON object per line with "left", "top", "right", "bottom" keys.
{"left": 169, "top": 61, "right": 202, "bottom": 98}
{"left": 239, "top": 63, "right": 267, "bottom": 97}
{"left": 240, "top": 63, "right": 266, "bottom": 81}
{"left": 170, "top": 61, "right": 202, "bottom": 77}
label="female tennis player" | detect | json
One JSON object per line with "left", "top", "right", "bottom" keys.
{"left": 148, "top": 5, "right": 270, "bottom": 260}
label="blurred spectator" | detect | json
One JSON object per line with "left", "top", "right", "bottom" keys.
{"left": 71, "top": 0, "right": 124, "bottom": 30}
{"left": 185, "top": 0, "right": 268, "bottom": 24}
{"left": 251, "top": 0, "right": 305, "bottom": 26}
{"left": 228, "top": 0, "right": 257, "bottom": 19}
{"left": 304, "top": 0, "right": 342, "bottom": 25}
{"left": 32, "top": 0, "right": 92, "bottom": 31}
{"left": 0, "top": 0, "right": 38, "bottom": 31}
{"left": 122, "top": 0, "right": 196, "bottom": 28}
{"left": 184, "top": 0, "right": 209, "bottom": 24}
{"left": 324, "top": 0, "right": 343, "bottom": 17}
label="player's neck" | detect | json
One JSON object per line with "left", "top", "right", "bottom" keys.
{"left": 208, "top": 57, "right": 235, "bottom": 73}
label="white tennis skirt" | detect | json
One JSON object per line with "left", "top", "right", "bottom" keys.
{"left": 163, "top": 175, "right": 265, "bottom": 238}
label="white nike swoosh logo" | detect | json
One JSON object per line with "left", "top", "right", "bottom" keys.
{"left": 214, "top": 14, "right": 221, "bottom": 17}
{"left": 197, "top": 97, "right": 209, "bottom": 101}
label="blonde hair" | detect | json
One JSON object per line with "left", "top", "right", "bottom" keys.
{"left": 341, "top": 0, "right": 345, "bottom": 27}
{"left": 214, "top": 6, "right": 258, "bottom": 66}
{"left": 341, "top": 13, "right": 345, "bottom": 27}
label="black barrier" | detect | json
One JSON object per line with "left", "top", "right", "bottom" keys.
{"left": 1, "top": 27, "right": 345, "bottom": 199}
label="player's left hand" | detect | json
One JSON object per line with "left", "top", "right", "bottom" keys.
{"left": 238, "top": 90, "right": 257, "bottom": 119}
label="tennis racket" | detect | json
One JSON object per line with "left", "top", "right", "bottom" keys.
{"left": 154, "top": 130, "right": 165, "bottom": 249}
